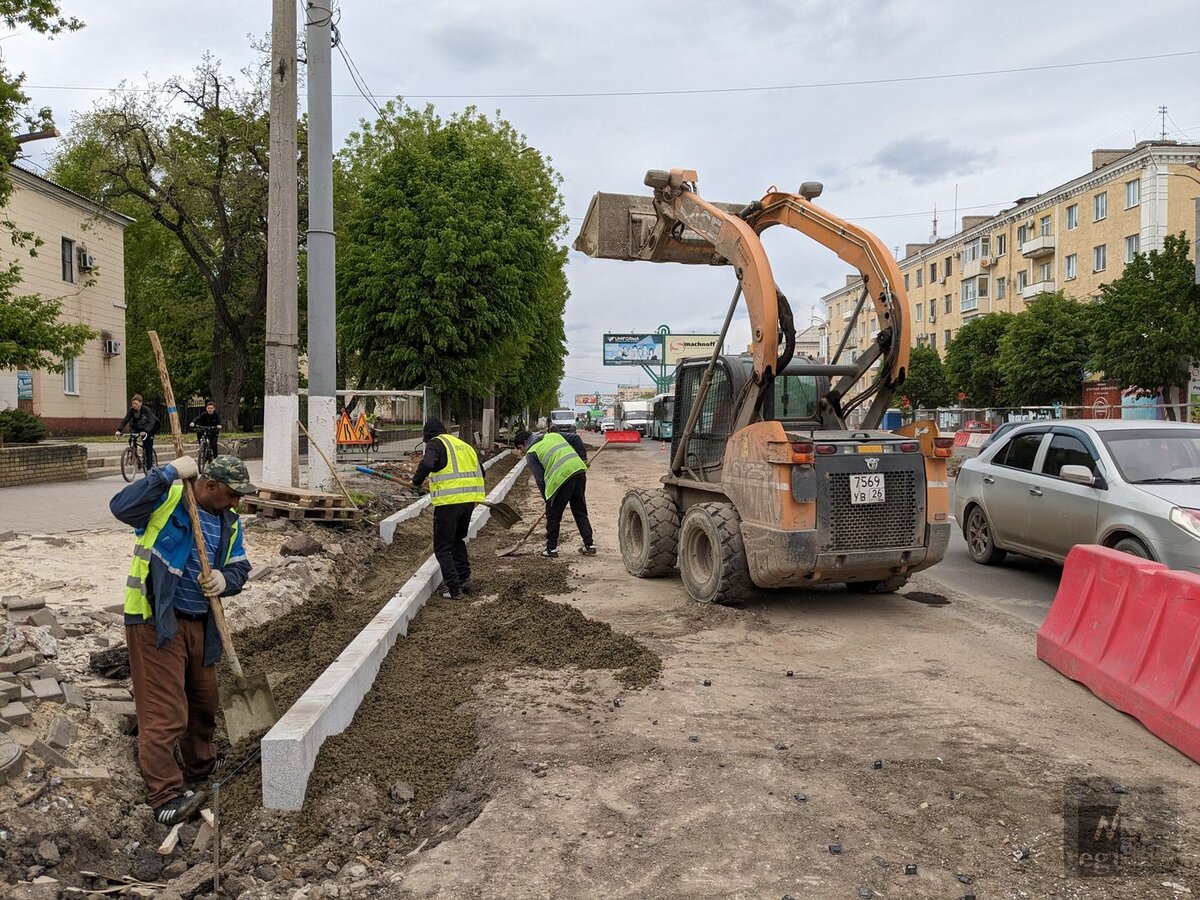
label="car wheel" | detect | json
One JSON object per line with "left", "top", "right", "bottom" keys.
{"left": 1112, "top": 537, "right": 1153, "bottom": 560}
{"left": 965, "top": 505, "right": 1007, "bottom": 566}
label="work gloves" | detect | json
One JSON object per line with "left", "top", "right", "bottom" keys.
{"left": 199, "top": 570, "right": 227, "bottom": 598}
{"left": 172, "top": 457, "right": 199, "bottom": 481}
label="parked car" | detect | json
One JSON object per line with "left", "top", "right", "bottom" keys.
{"left": 599, "top": 418, "right": 616, "bottom": 433}
{"left": 978, "top": 420, "right": 1021, "bottom": 452}
{"left": 954, "top": 420, "right": 1200, "bottom": 572}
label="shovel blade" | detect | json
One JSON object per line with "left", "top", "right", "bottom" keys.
{"left": 219, "top": 673, "right": 280, "bottom": 745}
{"left": 483, "top": 500, "right": 522, "bottom": 529}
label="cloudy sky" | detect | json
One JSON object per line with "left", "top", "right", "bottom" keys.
{"left": 12, "top": 0, "right": 1200, "bottom": 403}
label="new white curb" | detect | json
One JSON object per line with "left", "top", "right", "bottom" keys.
{"left": 378, "top": 450, "right": 512, "bottom": 544}
{"left": 261, "top": 454, "right": 527, "bottom": 811}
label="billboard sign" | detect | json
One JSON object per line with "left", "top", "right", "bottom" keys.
{"left": 663, "top": 333, "right": 721, "bottom": 365}
{"left": 617, "top": 384, "right": 656, "bottom": 401}
{"left": 16, "top": 371, "right": 32, "bottom": 401}
{"left": 603, "top": 333, "right": 662, "bottom": 366}
{"left": 574, "top": 394, "right": 598, "bottom": 407}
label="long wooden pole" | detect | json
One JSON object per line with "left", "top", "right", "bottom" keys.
{"left": 148, "top": 331, "right": 246, "bottom": 678}
{"left": 297, "top": 418, "right": 357, "bottom": 509}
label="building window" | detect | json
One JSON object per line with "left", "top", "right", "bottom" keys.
{"left": 1017, "top": 270, "right": 1028, "bottom": 291}
{"left": 1094, "top": 244, "right": 1107, "bottom": 273}
{"left": 63, "top": 356, "right": 78, "bottom": 396}
{"left": 61, "top": 238, "right": 76, "bottom": 283}
{"left": 996, "top": 277, "right": 1006, "bottom": 300}
{"left": 903, "top": 273, "right": 910, "bottom": 291}
{"left": 1125, "top": 234, "right": 1140, "bottom": 262}
{"left": 944, "top": 256, "right": 952, "bottom": 278}
{"left": 1040, "top": 215, "right": 1052, "bottom": 236}
{"left": 944, "top": 329, "right": 952, "bottom": 347}
{"left": 1066, "top": 204, "right": 1078, "bottom": 230}
{"left": 995, "top": 233, "right": 1007, "bottom": 256}
{"left": 1017, "top": 224, "right": 1028, "bottom": 244}
{"left": 915, "top": 269, "right": 923, "bottom": 288}
{"left": 929, "top": 332, "right": 937, "bottom": 351}
{"left": 1125, "top": 179, "right": 1140, "bottom": 209}
{"left": 944, "top": 295, "right": 952, "bottom": 315}
{"left": 1038, "top": 261, "right": 1052, "bottom": 283}
{"left": 1094, "top": 192, "right": 1107, "bottom": 222}
{"left": 1065, "top": 253, "right": 1077, "bottom": 280}
{"left": 915, "top": 302, "right": 923, "bottom": 322}
{"left": 930, "top": 262, "right": 937, "bottom": 283}
{"left": 961, "top": 279, "right": 979, "bottom": 312}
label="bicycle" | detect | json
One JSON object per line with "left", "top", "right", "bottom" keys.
{"left": 195, "top": 426, "right": 220, "bottom": 474}
{"left": 119, "top": 432, "right": 158, "bottom": 482}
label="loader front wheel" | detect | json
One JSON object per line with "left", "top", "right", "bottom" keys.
{"left": 619, "top": 489, "right": 680, "bottom": 577}
{"left": 677, "top": 502, "right": 752, "bottom": 605}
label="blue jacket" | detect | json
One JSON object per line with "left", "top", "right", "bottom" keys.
{"left": 110, "top": 465, "right": 251, "bottom": 666}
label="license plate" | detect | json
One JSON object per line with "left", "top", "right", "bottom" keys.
{"left": 850, "top": 473, "right": 885, "bottom": 504}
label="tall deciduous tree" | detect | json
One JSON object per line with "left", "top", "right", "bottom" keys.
{"left": 901, "top": 343, "right": 949, "bottom": 410}
{"left": 51, "top": 58, "right": 283, "bottom": 423}
{"left": 943, "top": 312, "right": 1015, "bottom": 408}
{"left": 997, "top": 291, "right": 1092, "bottom": 405}
{"left": 337, "top": 104, "right": 568, "bottom": 436}
{"left": 1090, "top": 232, "right": 1200, "bottom": 419}
{"left": 0, "top": 1, "right": 93, "bottom": 375}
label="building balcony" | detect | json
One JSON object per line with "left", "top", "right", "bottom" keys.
{"left": 1022, "top": 278, "right": 1056, "bottom": 299}
{"left": 1020, "top": 234, "right": 1056, "bottom": 258}
{"left": 960, "top": 255, "right": 994, "bottom": 279}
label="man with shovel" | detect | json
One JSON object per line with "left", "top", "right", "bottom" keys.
{"left": 513, "top": 429, "right": 596, "bottom": 558}
{"left": 110, "top": 455, "right": 255, "bottom": 825}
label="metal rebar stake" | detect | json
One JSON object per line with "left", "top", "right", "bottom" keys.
{"left": 213, "top": 781, "right": 221, "bottom": 894}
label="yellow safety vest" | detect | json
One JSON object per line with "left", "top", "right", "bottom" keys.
{"left": 124, "top": 485, "right": 240, "bottom": 619}
{"left": 428, "top": 434, "right": 486, "bottom": 506}
{"left": 529, "top": 432, "right": 587, "bottom": 500}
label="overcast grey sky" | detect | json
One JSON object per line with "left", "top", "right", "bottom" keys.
{"left": 12, "top": 0, "right": 1200, "bottom": 402}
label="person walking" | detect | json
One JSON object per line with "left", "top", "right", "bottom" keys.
{"left": 116, "top": 394, "right": 160, "bottom": 469}
{"left": 109, "top": 455, "right": 255, "bottom": 825}
{"left": 513, "top": 429, "right": 596, "bottom": 558}
{"left": 411, "top": 419, "right": 485, "bottom": 599}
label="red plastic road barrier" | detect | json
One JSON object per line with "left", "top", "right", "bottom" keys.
{"left": 604, "top": 429, "right": 642, "bottom": 444}
{"left": 1037, "top": 544, "right": 1200, "bottom": 763}
{"left": 952, "top": 431, "right": 971, "bottom": 447}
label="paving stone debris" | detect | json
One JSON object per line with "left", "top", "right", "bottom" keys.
{"left": 6, "top": 597, "right": 46, "bottom": 613}
{"left": 46, "top": 716, "right": 77, "bottom": 750}
{"left": 29, "top": 678, "right": 64, "bottom": 703}
{"left": 0, "top": 651, "right": 40, "bottom": 674}
{"left": 28, "top": 739, "right": 72, "bottom": 769}
{"left": 1, "top": 700, "right": 32, "bottom": 726}
{"left": 281, "top": 533, "right": 323, "bottom": 557}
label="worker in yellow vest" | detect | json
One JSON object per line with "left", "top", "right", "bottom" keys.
{"left": 109, "top": 454, "right": 255, "bottom": 826}
{"left": 514, "top": 429, "right": 596, "bottom": 558}
{"left": 412, "top": 419, "right": 486, "bottom": 599}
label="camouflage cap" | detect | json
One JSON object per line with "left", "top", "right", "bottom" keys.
{"left": 204, "top": 455, "right": 257, "bottom": 495}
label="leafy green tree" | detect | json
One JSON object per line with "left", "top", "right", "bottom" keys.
{"left": 900, "top": 343, "right": 949, "bottom": 410}
{"left": 51, "top": 58, "right": 281, "bottom": 423}
{"left": 997, "top": 291, "right": 1092, "bottom": 405}
{"left": 337, "top": 104, "right": 568, "bottom": 435}
{"left": 1090, "top": 232, "right": 1200, "bottom": 419}
{"left": 943, "top": 312, "right": 1015, "bottom": 407}
{"left": 0, "top": 2, "right": 93, "bottom": 374}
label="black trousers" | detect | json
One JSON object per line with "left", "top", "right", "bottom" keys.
{"left": 433, "top": 502, "right": 474, "bottom": 594}
{"left": 545, "top": 473, "right": 594, "bottom": 551}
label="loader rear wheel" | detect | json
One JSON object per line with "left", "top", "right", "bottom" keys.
{"left": 619, "top": 489, "right": 680, "bottom": 577}
{"left": 677, "top": 502, "right": 752, "bottom": 605}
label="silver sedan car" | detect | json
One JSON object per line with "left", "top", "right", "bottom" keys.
{"left": 954, "top": 420, "right": 1200, "bottom": 573}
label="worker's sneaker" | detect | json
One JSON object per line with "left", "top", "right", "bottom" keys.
{"left": 153, "top": 789, "right": 207, "bottom": 826}
{"left": 578, "top": 545, "right": 597, "bottom": 556}
{"left": 539, "top": 549, "right": 558, "bottom": 559}
{"left": 441, "top": 588, "right": 465, "bottom": 600}
{"left": 193, "top": 752, "right": 226, "bottom": 783}
{"left": 460, "top": 580, "right": 474, "bottom": 595}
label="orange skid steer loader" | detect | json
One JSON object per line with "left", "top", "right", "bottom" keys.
{"left": 574, "top": 169, "right": 952, "bottom": 603}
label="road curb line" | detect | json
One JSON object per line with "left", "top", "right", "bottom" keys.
{"left": 261, "top": 452, "right": 526, "bottom": 811}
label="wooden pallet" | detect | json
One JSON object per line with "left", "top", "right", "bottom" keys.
{"left": 240, "top": 484, "right": 361, "bottom": 521}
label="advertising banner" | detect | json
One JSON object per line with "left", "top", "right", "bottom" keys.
{"left": 617, "top": 385, "right": 656, "bottom": 401}
{"left": 663, "top": 333, "right": 721, "bottom": 365}
{"left": 574, "top": 394, "right": 598, "bottom": 407}
{"left": 603, "top": 333, "right": 662, "bottom": 366}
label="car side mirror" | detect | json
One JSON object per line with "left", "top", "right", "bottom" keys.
{"left": 1060, "top": 464, "right": 1095, "bottom": 486}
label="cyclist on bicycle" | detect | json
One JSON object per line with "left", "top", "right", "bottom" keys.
{"left": 190, "top": 400, "right": 222, "bottom": 469}
{"left": 116, "top": 394, "right": 159, "bottom": 468}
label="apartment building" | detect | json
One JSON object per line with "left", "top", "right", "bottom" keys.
{"left": 822, "top": 140, "right": 1200, "bottom": 359}
{"left": 0, "top": 166, "right": 132, "bottom": 434}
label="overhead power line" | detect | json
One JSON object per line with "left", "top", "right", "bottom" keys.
{"left": 22, "top": 49, "right": 1200, "bottom": 100}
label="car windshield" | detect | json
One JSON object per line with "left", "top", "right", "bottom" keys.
{"left": 1101, "top": 428, "right": 1200, "bottom": 483}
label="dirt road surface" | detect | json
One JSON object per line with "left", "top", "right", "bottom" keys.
{"left": 389, "top": 440, "right": 1199, "bottom": 899}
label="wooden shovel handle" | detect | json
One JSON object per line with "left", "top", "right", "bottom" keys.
{"left": 147, "top": 331, "right": 244, "bottom": 678}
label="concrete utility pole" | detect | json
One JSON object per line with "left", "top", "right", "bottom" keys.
{"left": 305, "top": 0, "right": 337, "bottom": 490}
{"left": 263, "top": 0, "right": 300, "bottom": 487}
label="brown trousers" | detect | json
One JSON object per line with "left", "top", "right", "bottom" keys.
{"left": 126, "top": 619, "right": 219, "bottom": 809}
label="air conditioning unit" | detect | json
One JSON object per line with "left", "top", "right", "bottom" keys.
{"left": 979, "top": 256, "right": 993, "bottom": 268}
{"left": 103, "top": 339, "right": 122, "bottom": 357}
{"left": 928, "top": 307, "right": 937, "bottom": 323}
{"left": 940, "top": 276, "right": 949, "bottom": 284}
{"left": 78, "top": 250, "right": 97, "bottom": 271}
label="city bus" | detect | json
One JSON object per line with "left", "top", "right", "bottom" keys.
{"left": 648, "top": 392, "right": 674, "bottom": 441}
